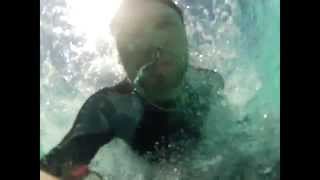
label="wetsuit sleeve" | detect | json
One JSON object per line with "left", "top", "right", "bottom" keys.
{"left": 40, "top": 91, "right": 116, "bottom": 177}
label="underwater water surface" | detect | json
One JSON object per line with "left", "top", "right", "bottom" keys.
{"left": 40, "top": 0, "right": 279, "bottom": 179}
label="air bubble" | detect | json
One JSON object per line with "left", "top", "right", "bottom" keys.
{"left": 263, "top": 114, "right": 268, "bottom": 119}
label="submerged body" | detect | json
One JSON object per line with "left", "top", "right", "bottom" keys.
{"left": 40, "top": 66, "right": 224, "bottom": 178}
{"left": 40, "top": 0, "right": 226, "bottom": 179}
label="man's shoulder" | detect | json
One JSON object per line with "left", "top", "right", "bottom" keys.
{"left": 71, "top": 79, "right": 141, "bottom": 140}
{"left": 92, "top": 79, "right": 133, "bottom": 97}
{"left": 84, "top": 79, "right": 134, "bottom": 107}
{"left": 84, "top": 79, "right": 140, "bottom": 119}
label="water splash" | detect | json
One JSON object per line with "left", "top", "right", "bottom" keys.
{"left": 40, "top": 0, "right": 279, "bottom": 179}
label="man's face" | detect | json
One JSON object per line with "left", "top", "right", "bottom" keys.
{"left": 112, "top": 1, "right": 188, "bottom": 102}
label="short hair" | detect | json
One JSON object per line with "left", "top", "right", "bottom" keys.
{"left": 111, "top": 0, "right": 184, "bottom": 35}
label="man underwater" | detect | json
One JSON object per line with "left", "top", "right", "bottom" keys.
{"left": 40, "top": 0, "right": 224, "bottom": 179}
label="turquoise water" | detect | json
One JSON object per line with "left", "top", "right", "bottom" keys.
{"left": 40, "top": 0, "right": 279, "bottom": 179}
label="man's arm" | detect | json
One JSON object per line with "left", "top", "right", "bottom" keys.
{"left": 40, "top": 91, "right": 116, "bottom": 178}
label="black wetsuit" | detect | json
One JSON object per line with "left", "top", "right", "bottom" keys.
{"left": 40, "top": 67, "right": 224, "bottom": 177}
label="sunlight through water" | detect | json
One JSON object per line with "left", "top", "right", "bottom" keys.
{"left": 40, "top": 0, "right": 279, "bottom": 179}
{"left": 65, "top": 0, "right": 123, "bottom": 52}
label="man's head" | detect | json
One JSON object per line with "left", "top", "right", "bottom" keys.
{"left": 111, "top": 0, "right": 188, "bottom": 103}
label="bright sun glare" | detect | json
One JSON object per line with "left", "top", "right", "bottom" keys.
{"left": 66, "top": 0, "right": 123, "bottom": 51}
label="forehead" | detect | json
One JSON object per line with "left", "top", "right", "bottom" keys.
{"left": 114, "top": 1, "right": 182, "bottom": 27}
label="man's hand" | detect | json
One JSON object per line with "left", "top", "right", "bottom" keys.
{"left": 63, "top": 164, "right": 89, "bottom": 180}
{"left": 40, "top": 170, "right": 59, "bottom": 180}
{"left": 40, "top": 164, "right": 89, "bottom": 180}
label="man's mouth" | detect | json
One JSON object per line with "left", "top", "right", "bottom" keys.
{"left": 133, "top": 60, "right": 172, "bottom": 93}
{"left": 154, "top": 59, "right": 173, "bottom": 73}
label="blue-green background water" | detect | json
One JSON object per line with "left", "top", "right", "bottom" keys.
{"left": 40, "top": 0, "right": 279, "bottom": 179}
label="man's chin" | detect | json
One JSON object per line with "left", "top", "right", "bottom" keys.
{"left": 141, "top": 76, "right": 174, "bottom": 92}
{"left": 139, "top": 80, "right": 181, "bottom": 101}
